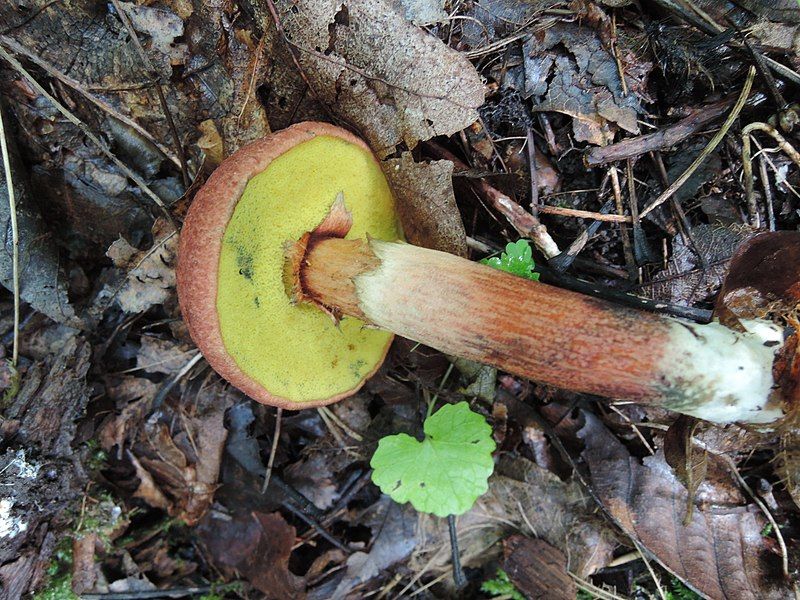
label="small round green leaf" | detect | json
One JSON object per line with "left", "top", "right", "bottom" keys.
{"left": 370, "top": 402, "right": 495, "bottom": 517}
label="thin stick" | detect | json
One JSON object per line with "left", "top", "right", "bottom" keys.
{"left": 261, "top": 407, "right": 283, "bottom": 493}
{"left": 609, "top": 166, "right": 636, "bottom": 280}
{"left": 448, "top": 514, "right": 466, "bottom": 589}
{"left": 526, "top": 127, "right": 539, "bottom": 215}
{"left": 0, "top": 45, "right": 176, "bottom": 228}
{"left": 318, "top": 405, "right": 363, "bottom": 441}
{"left": 640, "top": 67, "right": 755, "bottom": 219}
{"left": 742, "top": 131, "right": 760, "bottom": 228}
{"left": 632, "top": 539, "right": 668, "bottom": 600}
{"left": 536, "top": 204, "right": 631, "bottom": 222}
{"left": 0, "top": 109, "right": 18, "bottom": 367}
{"left": 109, "top": 0, "right": 190, "bottom": 188}
{"left": 742, "top": 122, "right": 800, "bottom": 168}
{"left": 758, "top": 154, "right": 775, "bottom": 231}
{"left": 426, "top": 142, "right": 561, "bottom": 258}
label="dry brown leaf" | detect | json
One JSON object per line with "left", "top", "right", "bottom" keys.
{"left": 0, "top": 109, "right": 77, "bottom": 325}
{"left": 277, "top": 0, "right": 484, "bottom": 156}
{"left": 578, "top": 411, "right": 790, "bottom": 600}
{"left": 411, "top": 455, "right": 615, "bottom": 580}
{"left": 663, "top": 415, "right": 708, "bottom": 524}
{"left": 196, "top": 119, "right": 225, "bottom": 169}
{"left": 220, "top": 27, "right": 271, "bottom": 154}
{"left": 525, "top": 22, "right": 650, "bottom": 145}
{"left": 129, "top": 453, "right": 171, "bottom": 511}
{"left": 136, "top": 336, "right": 194, "bottom": 375}
{"left": 128, "top": 381, "right": 236, "bottom": 525}
{"left": 332, "top": 497, "right": 418, "bottom": 599}
{"left": 382, "top": 153, "right": 467, "bottom": 256}
{"left": 106, "top": 218, "right": 178, "bottom": 313}
{"left": 649, "top": 224, "right": 754, "bottom": 306}
{"left": 199, "top": 511, "right": 306, "bottom": 599}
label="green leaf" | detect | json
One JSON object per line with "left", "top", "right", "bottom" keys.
{"left": 370, "top": 402, "right": 495, "bottom": 517}
{"left": 480, "top": 239, "right": 539, "bottom": 281}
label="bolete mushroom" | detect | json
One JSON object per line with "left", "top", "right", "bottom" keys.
{"left": 178, "top": 123, "right": 401, "bottom": 408}
{"left": 178, "top": 122, "right": 797, "bottom": 423}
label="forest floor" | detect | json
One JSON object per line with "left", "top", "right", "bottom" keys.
{"left": 1, "top": 0, "right": 800, "bottom": 599}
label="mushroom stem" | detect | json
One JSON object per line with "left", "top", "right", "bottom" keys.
{"left": 301, "top": 237, "right": 788, "bottom": 424}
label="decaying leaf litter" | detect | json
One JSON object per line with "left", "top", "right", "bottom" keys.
{"left": 0, "top": 0, "right": 799, "bottom": 598}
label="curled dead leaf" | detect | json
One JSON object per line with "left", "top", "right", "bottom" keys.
{"left": 578, "top": 411, "right": 790, "bottom": 600}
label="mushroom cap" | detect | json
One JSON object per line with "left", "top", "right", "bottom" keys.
{"left": 177, "top": 122, "right": 402, "bottom": 409}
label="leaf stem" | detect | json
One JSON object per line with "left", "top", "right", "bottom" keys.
{"left": 448, "top": 514, "right": 466, "bottom": 589}
{"left": 427, "top": 363, "right": 454, "bottom": 420}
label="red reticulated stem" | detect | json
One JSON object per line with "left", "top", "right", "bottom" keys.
{"left": 296, "top": 235, "right": 791, "bottom": 425}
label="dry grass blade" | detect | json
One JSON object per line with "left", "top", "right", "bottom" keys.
{"left": 640, "top": 67, "right": 756, "bottom": 219}
{"left": 0, "top": 108, "right": 18, "bottom": 366}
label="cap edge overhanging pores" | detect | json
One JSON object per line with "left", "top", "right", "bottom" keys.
{"left": 177, "top": 122, "right": 395, "bottom": 409}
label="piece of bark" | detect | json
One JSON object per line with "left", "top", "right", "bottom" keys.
{"left": 584, "top": 98, "right": 732, "bottom": 166}
{"left": 503, "top": 534, "right": 577, "bottom": 600}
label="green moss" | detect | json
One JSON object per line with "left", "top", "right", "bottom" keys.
{"left": 33, "top": 574, "right": 79, "bottom": 600}
{"left": 481, "top": 568, "right": 524, "bottom": 600}
{"left": 34, "top": 539, "right": 77, "bottom": 600}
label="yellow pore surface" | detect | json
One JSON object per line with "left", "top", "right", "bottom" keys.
{"left": 217, "top": 135, "right": 401, "bottom": 403}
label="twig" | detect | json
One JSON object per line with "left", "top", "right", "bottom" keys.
{"left": 627, "top": 159, "right": 657, "bottom": 265}
{"left": 536, "top": 204, "right": 630, "bottom": 222}
{"left": 547, "top": 203, "right": 614, "bottom": 272}
{"left": 742, "top": 132, "right": 761, "bottom": 228}
{"left": 448, "top": 514, "right": 466, "bottom": 589}
{"left": 261, "top": 407, "right": 282, "bottom": 494}
{"left": 151, "top": 352, "right": 203, "bottom": 409}
{"left": 526, "top": 127, "right": 539, "bottom": 215}
{"left": 0, "top": 34, "right": 181, "bottom": 170}
{"left": 426, "top": 142, "right": 561, "bottom": 258}
{"left": 318, "top": 405, "right": 363, "bottom": 441}
{"left": 0, "top": 45, "right": 176, "bottom": 228}
{"left": 650, "top": 150, "right": 705, "bottom": 268}
{"left": 585, "top": 98, "right": 732, "bottom": 166}
{"left": 610, "top": 11, "right": 628, "bottom": 96}
{"left": 609, "top": 166, "right": 636, "bottom": 280}
{"left": 109, "top": 0, "right": 190, "bottom": 188}
{"left": 640, "top": 67, "right": 755, "bottom": 219}
{"left": 81, "top": 589, "right": 213, "bottom": 600}
{"left": 569, "top": 573, "right": 628, "bottom": 600}
{"left": 631, "top": 539, "right": 668, "bottom": 600}
{"left": 742, "top": 122, "right": 800, "bottom": 168}
{"left": 758, "top": 154, "right": 775, "bottom": 231}
{"left": 741, "top": 122, "right": 800, "bottom": 228}
{"left": 283, "top": 499, "right": 350, "bottom": 553}
{"left": 0, "top": 107, "right": 19, "bottom": 366}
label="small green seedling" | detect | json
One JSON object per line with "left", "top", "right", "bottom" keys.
{"left": 480, "top": 239, "right": 539, "bottom": 281}
{"left": 370, "top": 402, "right": 495, "bottom": 517}
{"left": 481, "top": 568, "right": 525, "bottom": 600}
